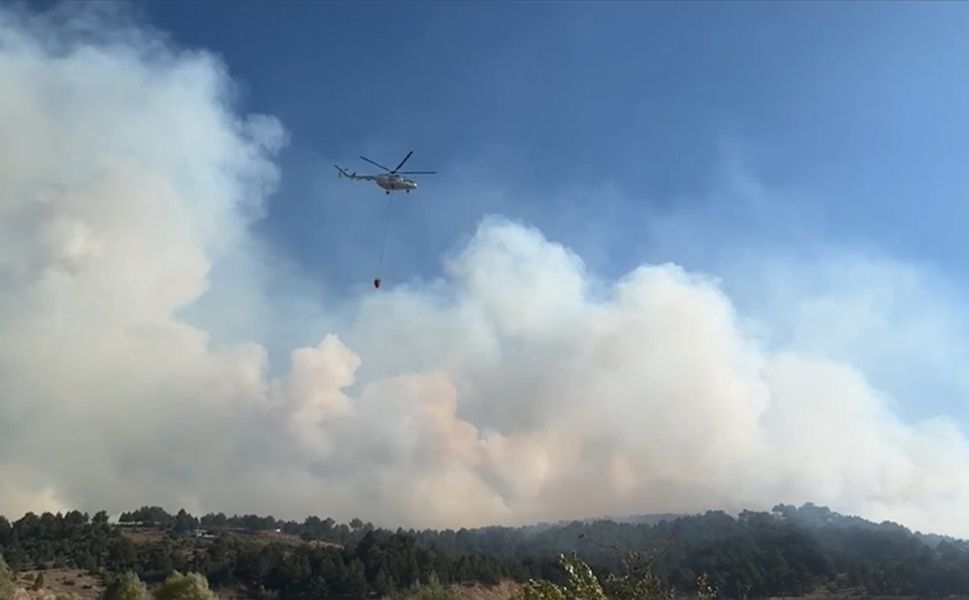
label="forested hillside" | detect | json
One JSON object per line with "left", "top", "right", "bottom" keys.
{"left": 2, "top": 503, "right": 969, "bottom": 599}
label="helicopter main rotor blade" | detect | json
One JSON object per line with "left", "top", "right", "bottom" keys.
{"left": 392, "top": 150, "right": 414, "bottom": 173}
{"left": 397, "top": 171, "right": 437, "bottom": 175}
{"left": 360, "top": 156, "right": 392, "bottom": 172}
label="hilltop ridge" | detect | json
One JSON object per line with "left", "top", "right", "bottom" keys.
{"left": 3, "top": 503, "right": 969, "bottom": 598}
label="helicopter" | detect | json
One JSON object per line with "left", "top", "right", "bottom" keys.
{"left": 335, "top": 151, "right": 436, "bottom": 194}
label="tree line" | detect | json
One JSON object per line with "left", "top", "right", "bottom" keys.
{"left": 0, "top": 509, "right": 539, "bottom": 598}
{"left": 3, "top": 503, "right": 969, "bottom": 598}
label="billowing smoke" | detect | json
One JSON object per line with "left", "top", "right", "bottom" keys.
{"left": 3, "top": 3, "right": 969, "bottom": 537}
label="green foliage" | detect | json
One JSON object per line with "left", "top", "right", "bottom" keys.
{"left": 517, "top": 553, "right": 692, "bottom": 600}
{"left": 389, "top": 572, "right": 459, "bottom": 600}
{"left": 694, "top": 574, "right": 716, "bottom": 600}
{"left": 154, "top": 572, "right": 217, "bottom": 600}
{"left": 516, "top": 554, "right": 711, "bottom": 600}
{"left": 103, "top": 572, "right": 148, "bottom": 600}
{"left": 172, "top": 511, "right": 197, "bottom": 535}
{"left": 517, "top": 579, "right": 566, "bottom": 600}
{"left": 602, "top": 557, "right": 672, "bottom": 600}
{"left": 120, "top": 508, "right": 172, "bottom": 529}
{"left": 0, "top": 518, "right": 11, "bottom": 546}
{"left": 560, "top": 554, "right": 608, "bottom": 600}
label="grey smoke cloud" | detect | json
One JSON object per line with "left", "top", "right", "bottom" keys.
{"left": 3, "top": 3, "right": 969, "bottom": 537}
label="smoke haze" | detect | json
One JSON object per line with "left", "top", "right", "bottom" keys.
{"left": 3, "top": 4, "right": 969, "bottom": 537}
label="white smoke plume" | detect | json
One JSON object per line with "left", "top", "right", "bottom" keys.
{"left": 3, "top": 3, "right": 969, "bottom": 537}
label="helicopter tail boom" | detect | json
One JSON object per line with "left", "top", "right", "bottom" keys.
{"left": 335, "top": 165, "right": 359, "bottom": 179}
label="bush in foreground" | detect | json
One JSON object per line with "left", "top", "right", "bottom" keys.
{"left": 389, "top": 572, "right": 460, "bottom": 600}
{"left": 103, "top": 572, "right": 148, "bottom": 600}
{"left": 0, "top": 557, "right": 14, "bottom": 600}
{"left": 515, "top": 554, "right": 716, "bottom": 600}
{"left": 154, "top": 573, "right": 217, "bottom": 600}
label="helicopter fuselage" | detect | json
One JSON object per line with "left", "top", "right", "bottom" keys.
{"left": 376, "top": 174, "right": 418, "bottom": 192}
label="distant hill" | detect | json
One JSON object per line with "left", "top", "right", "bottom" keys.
{"left": 576, "top": 513, "right": 688, "bottom": 526}
{"left": 570, "top": 503, "right": 968, "bottom": 547}
{"left": 5, "top": 502, "right": 969, "bottom": 598}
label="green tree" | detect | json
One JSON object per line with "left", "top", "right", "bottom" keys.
{"left": 103, "top": 572, "right": 148, "bottom": 600}
{"left": 173, "top": 510, "right": 197, "bottom": 535}
{"left": 0, "top": 517, "right": 11, "bottom": 545}
{"left": 199, "top": 514, "right": 226, "bottom": 529}
{"left": 343, "top": 558, "right": 369, "bottom": 597}
{"left": 154, "top": 573, "right": 217, "bottom": 600}
{"left": 374, "top": 568, "right": 396, "bottom": 596}
{"left": 390, "top": 572, "right": 459, "bottom": 600}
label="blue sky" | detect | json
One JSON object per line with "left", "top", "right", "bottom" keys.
{"left": 137, "top": 1, "right": 969, "bottom": 280}
{"left": 141, "top": 1, "right": 969, "bottom": 422}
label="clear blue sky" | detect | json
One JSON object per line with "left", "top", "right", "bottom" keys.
{"left": 142, "top": 1, "right": 969, "bottom": 423}
{"left": 139, "top": 1, "right": 969, "bottom": 282}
